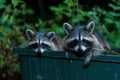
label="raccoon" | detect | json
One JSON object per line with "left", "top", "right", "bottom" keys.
{"left": 25, "top": 29, "right": 62, "bottom": 54}
{"left": 63, "top": 21, "right": 118, "bottom": 66}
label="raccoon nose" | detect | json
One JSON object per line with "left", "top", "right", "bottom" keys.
{"left": 78, "top": 48, "right": 84, "bottom": 53}
{"left": 37, "top": 50, "right": 42, "bottom": 54}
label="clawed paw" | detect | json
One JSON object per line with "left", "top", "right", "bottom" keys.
{"left": 83, "top": 60, "right": 90, "bottom": 68}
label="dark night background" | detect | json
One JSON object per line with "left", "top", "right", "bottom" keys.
{"left": 23, "top": 0, "right": 112, "bottom": 20}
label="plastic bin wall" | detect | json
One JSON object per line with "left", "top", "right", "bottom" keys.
{"left": 13, "top": 47, "right": 120, "bottom": 80}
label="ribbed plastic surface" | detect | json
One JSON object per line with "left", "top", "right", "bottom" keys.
{"left": 13, "top": 47, "right": 120, "bottom": 80}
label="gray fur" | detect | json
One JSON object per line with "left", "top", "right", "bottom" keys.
{"left": 63, "top": 21, "right": 111, "bottom": 66}
{"left": 26, "top": 29, "right": 62, "bottom": 54}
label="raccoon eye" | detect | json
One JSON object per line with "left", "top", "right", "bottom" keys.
{"left": 67, "top": 39, "right": 78, "bottom": 48}
{"left": 82, "top": 39, "right": 92, "bottom": 46}
{"left": 41, "top": 43, "right": 49, "bottom": 49}
{"left": 82, "top": 39, "right": 88, "bottom": 43}
{"left": 28, "top": 43, "right": 38, "bottom": 49}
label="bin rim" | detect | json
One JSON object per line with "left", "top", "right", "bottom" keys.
{"left": 12, "top": 47, "right": 120, "bottom": 63}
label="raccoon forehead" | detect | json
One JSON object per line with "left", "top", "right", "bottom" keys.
{"left": 27, "top": 39, "right": 52, "bottom": 45}
{"left": 65, "top": 31, "right": 79, "bottom": 39}
{"left": 35, "top": 32, "right": 47, "bottom": 38}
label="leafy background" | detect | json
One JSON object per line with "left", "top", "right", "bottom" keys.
{"left": 0, "top": 0, "right": 120, "bottom": 79}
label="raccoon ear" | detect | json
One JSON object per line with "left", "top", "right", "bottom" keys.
{"left": 46, "top": 31, "right": 55, "bottom": 40}
{"left": 26, "top": 29, "right": 35, "bottom": 40}
{"left": 85, "top": 21, "right": 95, "bottom": 34}
{"left": 63, "top": 22, "right": 73, "bottom": 34}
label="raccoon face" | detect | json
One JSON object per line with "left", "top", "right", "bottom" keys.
{"left": 63, "top": 21, "right": 95, "bottom": 53}
{"left": 26, "top": 29, "right": 56, "bottom": 54}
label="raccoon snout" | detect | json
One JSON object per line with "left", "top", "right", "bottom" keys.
{"left": 37, "top": 50, "right": 42, "bottom": 54}
{"left": 78, "top": 48, "right": 84, "bottom": 53}
{"left": 36, "top": 50, "right": 44, "bottom": 54}
{"left": 34, "top": 49, "right": 41, "bottom": 54}
{"left": 34, "top": 48, "right": 45, "bottom": 54}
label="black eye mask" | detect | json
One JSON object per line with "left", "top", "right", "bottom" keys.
{"left": 41, "top": 43, "right": 50, "bottom": 49}
{"left": 67, "top": 39, "right": 78, "bottom": 48}
{"left": 28, "top": 43, "right": 38, "bottom": 49}
{"left": 82, "top": 39, "right": 92, "bottom": 47}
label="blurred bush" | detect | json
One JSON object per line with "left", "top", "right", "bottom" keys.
{"left": 0, "top": 0, "right": 120, "bottom": 80}
{"left": 0, "top": 0, "right": 33, "bottom": 79}
{"left": 49, "top": 0, "right": 120, "bottom": 47}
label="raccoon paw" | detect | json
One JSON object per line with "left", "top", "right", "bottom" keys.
{"left": 83, "top": 61, "right": 90, "bottom": 68}
{"left": 65, "top": 52, "right": 73, "bottom": 62}
{"left": 65, "top": 52, "right": 71, "bottom": 58}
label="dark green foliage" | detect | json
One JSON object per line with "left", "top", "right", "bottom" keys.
{"left": 0, "top": 0, "right": 33, "bottom": 79}
{"left": 49, "top": 0, "right": 120, "bottom": 47}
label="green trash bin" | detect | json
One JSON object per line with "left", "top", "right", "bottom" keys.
{"left": 13, "top": 47, "right": 120, "bottom": 80}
